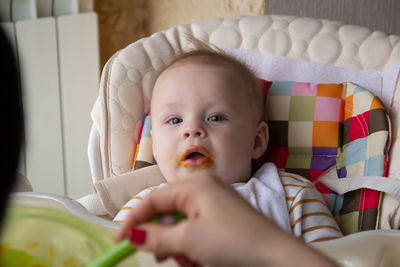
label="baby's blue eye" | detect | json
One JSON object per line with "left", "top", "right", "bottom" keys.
{"left": 168, "top": 117, "right": 183, "bottom": 124}
{"left": 209, "top": 115, "right": 223, "bottom": 122}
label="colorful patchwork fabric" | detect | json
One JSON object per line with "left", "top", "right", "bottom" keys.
{"left": 131, "top": 80, "right": 391, "bottom": 235}
{"left": 132, "top": 111, "right": 154, "bottom": 170}
{"left": 256, "top": 80, "right": 390, "bottom": 235}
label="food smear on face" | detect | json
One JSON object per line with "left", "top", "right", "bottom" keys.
{"left": 179, "top": 145, "right": 214, "bottom": 168}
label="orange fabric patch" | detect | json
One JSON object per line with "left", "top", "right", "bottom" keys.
{"left": 312, "top": 121, "right": 340, "bottom": 147}
{"left": 370, "top": 96, "right": 384, "bottom": 110}
{"left": 132, "top": 144, "right": 140, "bottom": 169}
{"left": 344, "top": 95, "right": 354, "bottom": 121}
{"left": 339, "top": 99, "right": 345, "bottom": 123}
{"left": 317, "top": 84, "right": 343, "bottom": 98}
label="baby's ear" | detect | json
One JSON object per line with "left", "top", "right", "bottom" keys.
{"left": 252, "top": 121, "right": 269, "bottom": 159}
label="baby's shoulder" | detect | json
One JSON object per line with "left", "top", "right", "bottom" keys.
{"left": 279, "top": 171, "right": 313, "bottom": 185}
{"left": 278, "top": 171, "right": 317, "bottom": 196}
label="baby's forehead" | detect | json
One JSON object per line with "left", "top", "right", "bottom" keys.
{"left": 164, "top": 56, "right": 239, "bottom": 76}
{"left": 155, "top": 61, "right": 246, "bottom": 97}
{"left": 151, "top": 53, "right": 263, "bottom": 119}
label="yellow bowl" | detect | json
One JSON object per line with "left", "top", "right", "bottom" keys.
{"left": 0, "top": 204, "right": 137, "bottom": 266}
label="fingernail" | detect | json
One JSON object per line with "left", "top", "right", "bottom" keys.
{"left": 129, "top": 228, "right": 146, "bottom": 245}
{"left": 173, "top": 255, "right": 187, "bottom": 267}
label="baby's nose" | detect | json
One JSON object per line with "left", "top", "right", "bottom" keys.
{"left": 183, "top": 125, "right": 206, "bottom": 139}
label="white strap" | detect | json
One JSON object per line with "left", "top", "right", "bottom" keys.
{"left": 319, "top": 167, "right": 400, "bottom": 201}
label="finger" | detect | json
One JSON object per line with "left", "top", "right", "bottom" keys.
{"left": 174, "top": 255, "right": 201, "bottom": 267}
{"left": 154, "top": 254, "right": 168, "bottom": 263}
{"left": 130, "top": 222, "right": 189, "bottom": 257}
{"left": 115, "top": 182, "right": 195, "bottom": 242}
{"left": 114, "top": 188, "right": 177, "bottom": 242}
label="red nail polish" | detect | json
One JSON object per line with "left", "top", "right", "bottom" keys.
{"left": 173, "top": 255, "right": 187, "bottom": 267}
{"left": 129, "top": 228, "right": 146, "bottom": 245}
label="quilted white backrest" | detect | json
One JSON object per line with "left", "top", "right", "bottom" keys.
{"left": 91, "top": 14, "right": 400, "bottom": 179}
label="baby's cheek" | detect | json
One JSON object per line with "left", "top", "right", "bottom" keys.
{"left": 223, "top": 136, "right": 249, "bottom": 155}
{"left": 158, "top": 162, "right": 177, "bottom": 183}
{"left": 220, "top": 144, "right": 252, "bottom": 180}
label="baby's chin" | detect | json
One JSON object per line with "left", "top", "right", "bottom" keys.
{"left": 164, "top": 168, "right": 216, "bottom": 183}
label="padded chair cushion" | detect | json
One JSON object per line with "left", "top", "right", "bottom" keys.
{"left": 91, "top": 15, "right": 400, "bottom": 179}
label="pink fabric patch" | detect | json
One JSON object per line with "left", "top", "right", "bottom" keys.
{"left": 314, "top": 97, "right": 341, "bottom": 121}
{"left": 291, "top": 82, "right": 317, "bottom": 96}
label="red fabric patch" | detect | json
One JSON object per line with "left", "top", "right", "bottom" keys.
{"left": 310, "top": 169, "right": 331, "bottom": 194}
{"left": 136, "top": 111, "right": 151, "bottom": 145}
{"left": 136, "top": 122, "right": 144, "bottom": 145}
{"left": 262, "top": 79, "right": 273, "bottom": 95}
{"left": 349, "top": 111, "right": 369, "bottom": 142}
{"left": 262, "top": 146, "right": 289, "bottom": 169}
{"left": 359, "top": 188, "right": 380, "bottom": 210}
{"left": 384, "top": 159, "right": 389, "bottom": 177}
{"left": 315, "top": 182, "right": 331, "bottom": 194}
{"left": 309, "top": 169, "right": 325, "bottom": 182}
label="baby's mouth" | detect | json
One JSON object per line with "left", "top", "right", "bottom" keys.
{"left": 179, "top": 145, "right": 213, "bottom": 168}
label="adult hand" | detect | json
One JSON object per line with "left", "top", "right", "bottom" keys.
{"left": 115, "top": 175, "right": 338, "bottom": 267}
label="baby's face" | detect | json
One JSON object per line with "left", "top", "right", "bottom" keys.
{"left": 151, "top": 62, "right": 267, "bottom": 184}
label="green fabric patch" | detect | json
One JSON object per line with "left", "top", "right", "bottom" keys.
{"left": 338, "top": 211, "right": 359, "bottom": 235}
{"left": 289, "top": 96, "right": 316, "bottom": 121}
{"left": 286, "top": 153, "right": 312, "bottom": 169}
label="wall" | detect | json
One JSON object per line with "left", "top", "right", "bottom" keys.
{"left": 95, "top": 0, "right": 400, "bottom": 69}
{"left": 94, "top": 0, "right": 148, "bottom": 69}
{"left": 266, "top": 0, "right": 400, "bottom": 35}
{"left": 1, "top": 4, "right": 100, "bottom": 199}
{"left": 94, "top": 0, "right": 265, "bottom": 68}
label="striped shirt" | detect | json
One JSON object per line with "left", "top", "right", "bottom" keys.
{"left": 114, "top": 168, "right": 342, "bottom": 243}
{"left": 279, "top": 171, "right": 342, "bottom": 243}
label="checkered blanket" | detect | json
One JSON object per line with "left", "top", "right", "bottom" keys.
{"left": 131, "top": 80, "right": 391, "bottom": 235}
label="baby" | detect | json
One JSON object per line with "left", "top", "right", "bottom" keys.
{"left": 114, "top": 49, "right": 342, "bottom": 243}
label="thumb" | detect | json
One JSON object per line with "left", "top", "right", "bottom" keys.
{"left": 130, "top": 223, "right": 188, "bottom": 257}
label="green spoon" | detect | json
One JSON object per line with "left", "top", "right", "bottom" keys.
{"left": 87, "top": 212, "right": 185, "bottom": 267}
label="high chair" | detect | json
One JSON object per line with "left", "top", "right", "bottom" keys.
{"left": 81, "top": 14, "right": 400, "bottom": 266}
